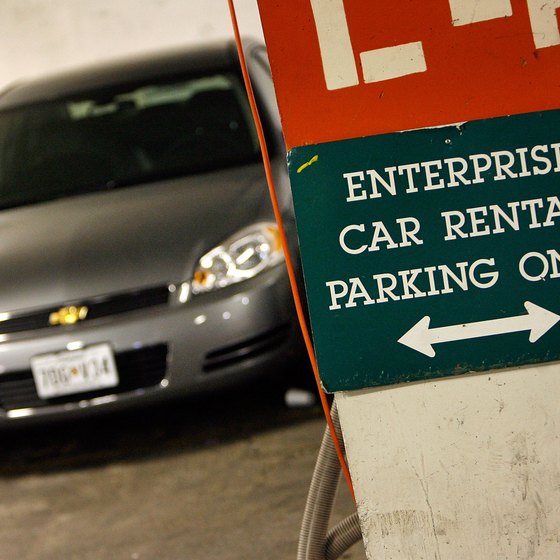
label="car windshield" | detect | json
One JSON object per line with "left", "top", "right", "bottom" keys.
{"left": 0, "top": 72, "right": 260, "bottom": 209}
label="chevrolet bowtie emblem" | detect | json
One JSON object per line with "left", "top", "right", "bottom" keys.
{"left": 49, "top": 305, "right": 89, "bottom": 326}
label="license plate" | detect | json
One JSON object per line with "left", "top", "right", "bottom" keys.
{"left": 31, "top": 343, "right": 119, "bottom": 399}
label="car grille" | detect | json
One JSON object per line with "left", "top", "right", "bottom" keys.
{"left": 203, "top": 323, "right": 292, "bottom": 372}
{"left": 0, "top": 344, "right": 168, "bottom": 411}
{"left": 0, "top": 286, "right": 170, "bottom": 335}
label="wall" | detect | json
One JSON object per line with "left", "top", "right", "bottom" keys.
{"left": 0, "top": 0, "right": 263, "bottom": 89}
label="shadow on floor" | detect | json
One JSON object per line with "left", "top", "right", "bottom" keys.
{"left": 0, "top": 371, "right": 323, "bottom": 477}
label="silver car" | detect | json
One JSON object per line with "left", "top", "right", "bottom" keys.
{"left": 0, "top": 41, "right": 305, "bottom": 423}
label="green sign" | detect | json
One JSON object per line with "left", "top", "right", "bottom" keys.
{"left": 288, "top": 110, "right": 560, "bottom": 392}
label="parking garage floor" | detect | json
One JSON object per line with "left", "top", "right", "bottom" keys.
{"left": 0, "top": 380, "right": 366, "bottom": 560}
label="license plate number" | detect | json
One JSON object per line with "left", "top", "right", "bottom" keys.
{"left": 31, "top": 343, "right": 119, "bottom": 399}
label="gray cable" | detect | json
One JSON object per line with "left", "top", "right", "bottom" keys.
{"left": 325, "top": 512, "right": 362, "bottom": 560}
{"left": 296, "top": 403, "right": 363, "bottom": 560}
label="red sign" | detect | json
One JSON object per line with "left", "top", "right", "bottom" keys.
{"left": 257, "top": 0, "right": 560, "bottom": 149}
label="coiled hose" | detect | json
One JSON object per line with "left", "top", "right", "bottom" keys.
{"left": 297, "top": 402, "right": 363, "bottom": 560}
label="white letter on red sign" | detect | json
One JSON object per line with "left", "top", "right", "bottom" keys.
{"left": 449, "top": 0, "right": 512, "bottom": 26}
{"left": 360, "top": 42, "right": 426, "bottom": 84}
{"left": 527, "top": 0, "right": 560, "bottom": 48}
{"left": 309, "top": 0, "right": 360, "bottom": 90}
{"left": 310, "top": 0, "right": 426, "bottom": 90}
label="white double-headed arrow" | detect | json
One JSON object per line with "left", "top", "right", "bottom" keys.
{"left": 398, "top": 301, "right": 560, "bottom": 358}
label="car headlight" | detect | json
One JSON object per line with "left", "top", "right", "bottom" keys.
{"left": 191, "top": 222, "right": 284, "bottom": 294}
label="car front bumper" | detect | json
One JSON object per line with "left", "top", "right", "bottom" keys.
{"left": 0, "top": 265, "right": 305, "bottom": 424}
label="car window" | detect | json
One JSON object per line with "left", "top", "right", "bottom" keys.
{"left": 0, "top": 72, "right": 260, "bottom": 209}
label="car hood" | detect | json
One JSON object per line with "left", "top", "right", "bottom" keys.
{"left": 0, "top": 162, "right": 276, "bottom": 312}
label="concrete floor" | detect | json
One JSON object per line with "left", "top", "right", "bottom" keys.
{"left": 0, "top": 381, "right": 366, "bottom": 560}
